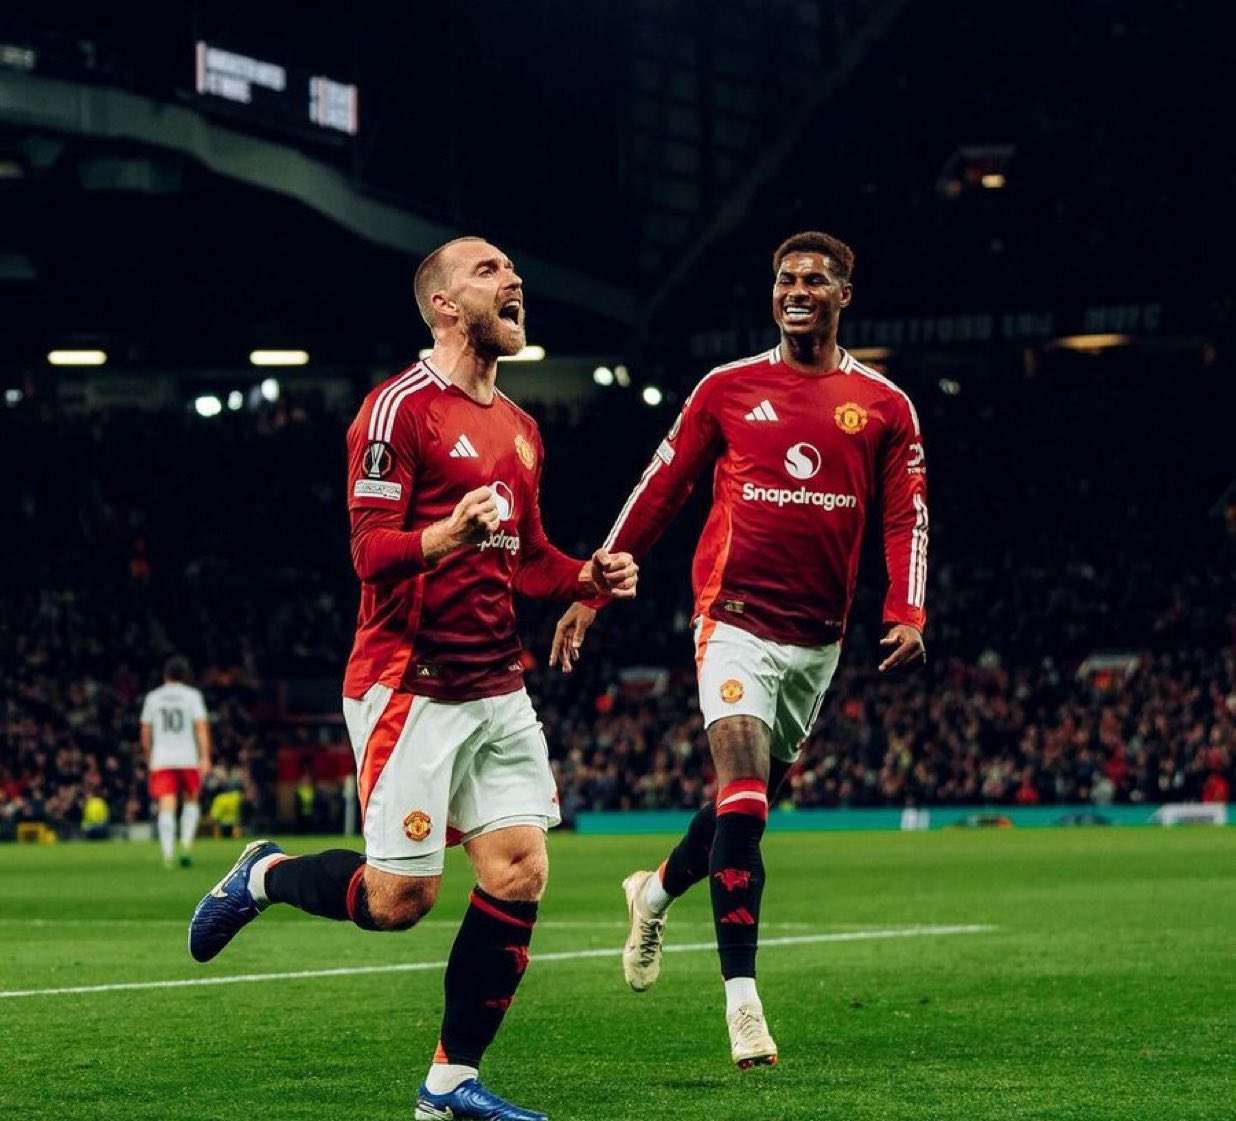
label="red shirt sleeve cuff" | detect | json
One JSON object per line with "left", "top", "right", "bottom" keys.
{"left": 402, "top": 527, "right": 429, "bottom": 571}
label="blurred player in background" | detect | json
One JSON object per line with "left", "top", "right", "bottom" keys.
{"left": 551, "top": 230, "right": 928, "bottom": 1068}
{"left": 189, "top": 237, "right": 637, "bottom": 1121}
{"left": 140, "top": 655, "right": 211, "bottom": 868}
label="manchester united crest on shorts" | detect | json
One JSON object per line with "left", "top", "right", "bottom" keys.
{"left": 834, "top": 402, "right": 869, "bottom": 434}
{"left": 720, "top": 679, "right": 744, "bottom": 703}
{"left": 514, "top": 433, "right": 535, "bottom": 470}
{"left": 402, "top": 809, "right": 432, "bottom": 841}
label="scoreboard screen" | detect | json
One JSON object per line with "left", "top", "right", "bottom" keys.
{"left": 194, "top": 41, "right": 358, "bottom": 137}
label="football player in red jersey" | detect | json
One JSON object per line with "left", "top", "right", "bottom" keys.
{"left": 190, "top": 237, "right": 637, "bottom": 1121}
{"left": 551, "top": 231, "right": 927, "bottom": 1068}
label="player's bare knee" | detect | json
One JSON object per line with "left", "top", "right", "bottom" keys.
{"left": 467, "top": 825, "right": 549, "bottom": 900}
{"left": 708, "top": 715, "right": 772, "bottom": 785}
{"left": 513, "top": 850, "right": 549, "bottom": 900}
{"left": 481, "top": 847, "right": 548, "bottom": 901}
{"left": 370, "top": 900, "right": 426, "bottom": 931}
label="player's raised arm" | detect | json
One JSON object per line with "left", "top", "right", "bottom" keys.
{"left": 549, "top": 381, "right": 720, "bottom": 670}
{"left": 600, "top": 379, "right": 724, "bottom": 562}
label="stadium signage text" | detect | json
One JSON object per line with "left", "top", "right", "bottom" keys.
{"left": 194, "top": 41, "right": 359, "bottom": 136}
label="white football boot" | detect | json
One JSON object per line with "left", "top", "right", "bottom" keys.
{"left": 727, "top": 1002, "right": 778, "bottom": 1069}
{"left": 621, "top": 870, "right": 666, "bottom": 992}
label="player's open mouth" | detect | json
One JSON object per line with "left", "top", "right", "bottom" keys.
{"left": 782, "top": 304, "right": 815, "bottom": 322}
{"left": 498, "top": 299, "right": 522, "bottom": 325}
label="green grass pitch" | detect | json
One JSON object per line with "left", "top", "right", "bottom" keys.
{"left": 2, "top": 826, "right": 1233, "bottom": 1120}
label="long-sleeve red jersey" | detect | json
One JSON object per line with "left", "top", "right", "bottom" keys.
{"left": 601, "top": 347, "right": 928, "bottom": 647}
{"left": 344, "top": 360, "right": 587, "bottom": 701}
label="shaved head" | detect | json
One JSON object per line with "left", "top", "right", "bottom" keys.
{"left": 413, "top": 236, "right": 486, "bottom": 329}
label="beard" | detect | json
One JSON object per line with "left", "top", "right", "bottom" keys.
{"left": 462, "top": 304, "right": 526, "bottom": 358}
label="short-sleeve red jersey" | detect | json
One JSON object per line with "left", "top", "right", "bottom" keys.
{"left": 601, "top": 347, "right": 928, "bottom": 647}
{"left": 344, "top": 360, "right": 586, "bottom": 701}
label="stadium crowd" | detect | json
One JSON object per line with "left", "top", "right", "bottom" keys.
{"left": 2, "top": 351, "right": 1233, "bottom": 840}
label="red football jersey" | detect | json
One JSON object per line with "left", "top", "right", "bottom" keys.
{"left": 344, "top": 360, "right": 585, "bottom": 701}
{"left": 602, "top": 347, "right": 928, "bottom": 646}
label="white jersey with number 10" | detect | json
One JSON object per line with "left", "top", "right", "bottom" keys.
{"left": 140, "top": 683, "right": 208, "bottom": 769}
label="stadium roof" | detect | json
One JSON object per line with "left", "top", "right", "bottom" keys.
{"left": 0, "top": 1, "right": 1230, "bottom": 378}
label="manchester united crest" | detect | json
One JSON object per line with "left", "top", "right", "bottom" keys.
{"left": 402, "top": 809, "right": 432, "bottom": 842}
{"left": 720, "top": 678, "right": 745, "bottom": 703}
{"left": 514, "top": 434, "right": 535, "bottom": 470}
{"left": 834, "top": 402, "right": 869, "bottom": 434}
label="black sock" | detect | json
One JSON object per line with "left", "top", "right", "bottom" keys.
{"left": 710, "top": 779, "right": 769, "bottom": 979}
{"left": 437, "top": 886, "right": 538, "bottom": 1068}
{"left": 662, "top": 759, "right": 790, "bottom": 898}
{"left": 661, "top": 802, "right": 716, "bottom": 896}
{"left": 266, "top": 850, "right": 379, "bottom": 929}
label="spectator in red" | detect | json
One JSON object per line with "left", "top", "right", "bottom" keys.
{"left": 1201, "top": 769, "right": 1230, "bottom": 804}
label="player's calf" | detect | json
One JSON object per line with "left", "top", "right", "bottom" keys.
{"left": 262, "top": 850, "right": 440, "bottom": 931}
{"left": 711, "top": 778, "right": 768, "bottom": 979}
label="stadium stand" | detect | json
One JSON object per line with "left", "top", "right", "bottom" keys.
{"left": 2, "top": 346, "right": 1231, "bottom": 839}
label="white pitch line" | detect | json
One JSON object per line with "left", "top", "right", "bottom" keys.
{"left": 0, "top": 925, "right": 992, "bottom": 1000}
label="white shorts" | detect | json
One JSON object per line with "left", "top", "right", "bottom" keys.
{"left": 694, "top": 617, "right": 841, "bottom": 763}
{"left": 342, "top": 684, "right": 561, "bottom": 876}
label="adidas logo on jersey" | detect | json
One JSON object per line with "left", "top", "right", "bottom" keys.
{"left": 744, "top": 399, "right": 779, "bottom": 422}
{"left": 449, "top": 434, "right": 479, "bottom": 458}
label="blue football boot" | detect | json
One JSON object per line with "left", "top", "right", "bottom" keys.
{"left": 414, "top": 1078, "right": 547, "bottom": 1121}
{"left": 187, "top": 838, "right": 283, "bottom": 962}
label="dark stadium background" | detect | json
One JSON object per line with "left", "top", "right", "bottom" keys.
{"left": 1, "top": 0, "right": 1233, "bottom": 838}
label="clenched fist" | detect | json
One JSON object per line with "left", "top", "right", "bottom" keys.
{"left": 581, "top": 548, "right": 638, "bottom": 599}
{"left": 423, "top": 486, "right": 501, "bottom": 560}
